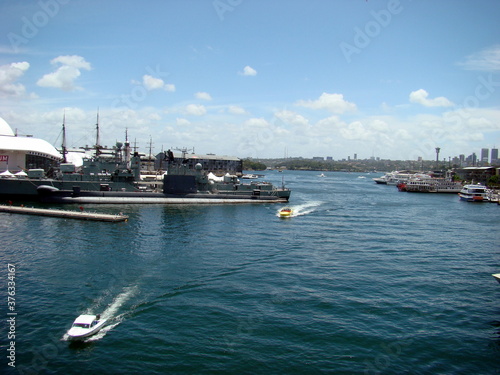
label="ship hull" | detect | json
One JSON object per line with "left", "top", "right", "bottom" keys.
{"left": 37, "top": 189, "right": 289, "bottom": 204}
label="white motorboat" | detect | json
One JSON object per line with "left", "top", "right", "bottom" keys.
{"left": 241, "top": 173, "right": 260, "bottom": 179}
{"left": 67, "top": 314, "right": 107, "bottom": 340}
{"left": 372, "top": 171, "right": 415, "bottom": 185}
{"left": 458, "top": 184, "right": 490, "bottom": 202}
{"left": 493, "top": 274, "right": 500, "bottom": 284}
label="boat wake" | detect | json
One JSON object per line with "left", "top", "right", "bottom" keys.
{"left": 276, "top": 201, "right": 321, "bottom": 218}
{"left": 63, "top": 285, "right": 138, "bottom": 342}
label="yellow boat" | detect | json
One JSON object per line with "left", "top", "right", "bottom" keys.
{"left": 279, "top": 207, "right": 293, "bottom": 218}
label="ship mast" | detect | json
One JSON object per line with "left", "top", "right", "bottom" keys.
{"left": 61, "top": 112, "right": 67, "bottom": 163}
{"left": 124, "top": 128, "right": 131, "bottom": 169}
{"left": 95, "top": 109, "right": 101, "bottom": 156}
{"left": 148, "top": 136, "right": 153, "bottom": 172}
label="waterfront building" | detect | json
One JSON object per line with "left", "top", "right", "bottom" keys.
{"left": 456, "top": 166, "right": 496, "bottom": 184}
{"left": 0, "top": 117, "right": 62, "bottom": 173}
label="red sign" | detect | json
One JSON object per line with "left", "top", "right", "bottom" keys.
{"left": 0, "top": 155, "right": 8, "bottom": 162}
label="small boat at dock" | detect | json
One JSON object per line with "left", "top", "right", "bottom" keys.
{"left": 458, "top": 184, "right": 490, "bottom": 202}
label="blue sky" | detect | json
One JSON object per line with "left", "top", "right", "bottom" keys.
{"left": 0, "top": 0, "right": 499, "bottom": 161}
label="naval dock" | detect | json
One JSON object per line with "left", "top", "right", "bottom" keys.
{"left": 0, "top": 205, "right": 128, "bottom": 222}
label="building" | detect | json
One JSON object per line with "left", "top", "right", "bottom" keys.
{"left": 456, "top": 166, "right": 496, "bottom": 184}
{"left": 491, "top": 148, "right": 498, "bottom": 164}
{"left": 0, "top": 117, "right": 62, "bottom": 173}
{"left": 481, "top": 148, "right": 489, "bottom": 164}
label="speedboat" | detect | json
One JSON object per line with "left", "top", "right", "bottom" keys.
{"left": 458, "top": 184, "right": 489, "bottom": 202}
{"left": 67, "top": 314, "right": 107, "bottom": 340}
{"left": 493, "top": 274, "right": 500, "bottom": 284}
{"left": 279, "top": 207, "right": 293, "bottom": 218}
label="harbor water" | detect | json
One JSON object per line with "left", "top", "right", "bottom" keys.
{"left": 1, "top": 171, "right": 500, "bottom": 374}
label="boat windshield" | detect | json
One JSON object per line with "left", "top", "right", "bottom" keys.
{"left": 72, "top": 323, "right": 90, "bottom": 328}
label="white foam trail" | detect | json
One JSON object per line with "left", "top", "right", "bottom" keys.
{"left": 101, "top": 285, "right": 138, "bottom": 320}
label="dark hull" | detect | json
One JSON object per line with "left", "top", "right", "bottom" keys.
{"left": 0, "top": 174, "right": 291, "bottom": 204}
{"left": 38, "top": 189, "right": 289, "bottom": 204}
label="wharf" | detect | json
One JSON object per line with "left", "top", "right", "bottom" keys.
{"left": 0, "top": 205, "right": 128, "bottom": 222}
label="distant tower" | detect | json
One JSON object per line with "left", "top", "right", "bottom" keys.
{"left": 481, "top": 148, "right": 489, "bottom": 164}
{"left": 435, "top": 147, "right": 440, "bottom": 164}
{"left": 491, "top": 148, "right": 498, "bottom": 164}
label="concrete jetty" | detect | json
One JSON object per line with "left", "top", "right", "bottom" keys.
{"left": 0, "top": 205, "right": 128, "bottom": 222}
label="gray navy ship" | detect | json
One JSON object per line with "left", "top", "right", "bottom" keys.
{"left": 0, "top": 125, "right": 290, "bottom": 204}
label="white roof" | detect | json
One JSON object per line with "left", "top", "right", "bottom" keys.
{"left": 0, "top": 117, "right": 15, "bottom": 136}
{"left": 0, "top": 135, "right": 62, "bottom": 160}
{"left": 74, "top": 314, "right": 97, "bottom": 324}
{"left": 0, "top": 117, "right": 61, "bottom": 159}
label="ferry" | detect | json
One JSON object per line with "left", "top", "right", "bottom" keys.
{"left": 458, "top": 184, "right": 489, "bottom": 202}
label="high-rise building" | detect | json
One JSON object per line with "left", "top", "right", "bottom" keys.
{"left": 491, "top": 148, "right": 498, "bottom": 164}
{"left": 481, "top": 148, "right": 489, "bottom": 163}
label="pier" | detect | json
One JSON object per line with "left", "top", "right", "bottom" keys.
{"left": 0, "top": 205, "right": 128, "bottom": 222}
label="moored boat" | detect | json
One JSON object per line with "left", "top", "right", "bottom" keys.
{"left": 0, "top": 122, "right": 290, "bottom": 204}
{"left": 67, "top": 314, "right": 106, "bottom": 340}
{"left": 398, "top": 177, "right": 463, "bottom": 193}
{"left": 458, "top": 184, "right": 489, "bottom": 202}
{"left": 373, "top": 171, "right": 416, "bottom": 185}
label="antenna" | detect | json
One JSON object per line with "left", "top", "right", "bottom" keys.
{"left": 61, "top": 111, "right": 67, "bottom": 163}
{"left": 95, "top": 108, "right": 101, "bottom": 156}
{"left": 148, "top": 136, "right": 153, "bottom": 172}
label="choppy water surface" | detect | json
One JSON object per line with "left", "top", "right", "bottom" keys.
{"left": 1, "top": 171, "right": 500, "bottom": 374}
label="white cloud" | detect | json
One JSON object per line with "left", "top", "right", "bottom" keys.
{"left": 184, "top": 104, "right": 206, "bottom": 116}
{"left": 409, "top": 89, "right": 454, "bottom": 107}
{"left": 37, "top": 55, "right": 91, "bottom": 91}
{"left": 143, "top": 75, "right": 164, "bottom": 90}
{"left": 176, "top": 118, "right": 191, "bottom": 126}
{"left": 339, "top": 121, "right": 369, "bottom": 140}
{"left": 458, "top": 45, "right": 500, "bottom": 71}
{"left": 0, "top": 61, "right": 30, "bottom": 97}
{"left": 274, "top": 110, "right": 309, "bottom": 127}
{"left": 148, "top": 113, "right": 162, "bottom": 121}
{"left": 369, "top": 119, "right": 390, "bottom": 132}
{"left": 195, "top": 92, "right": 212, "bottom": 100}
{"left": 295, "top": 93, "right": 357, "bottom": 114}
{"left": 244, "top": 118, "right": 269, "bottom": 127}
{"left": 240, "top": 65, "right": 257, "bottom": 76}
{"left": 142, "top": 75, "right": 175, "bottom": 92}
{"left": 227, "top": 105, "right": 247, "bottom": 115}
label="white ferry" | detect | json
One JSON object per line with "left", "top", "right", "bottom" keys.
{"left": 458, "top": 184, "right": 489, "bottom": 202}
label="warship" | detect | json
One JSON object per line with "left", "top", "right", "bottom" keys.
{"left": 0, "top": 125, "right": 290, "bottom": 204}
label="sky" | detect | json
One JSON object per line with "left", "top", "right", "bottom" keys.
{"left": 0, "top": 0, "right": 499, "bottom": 161}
